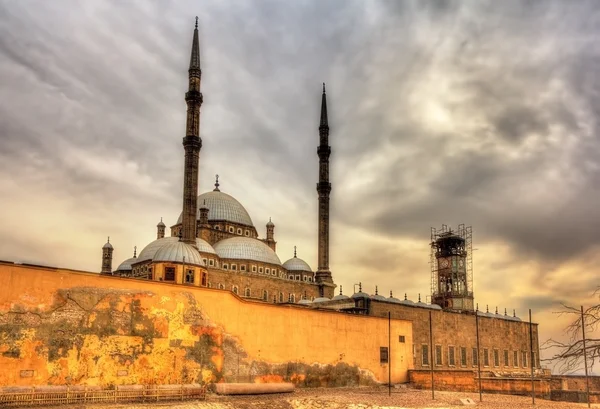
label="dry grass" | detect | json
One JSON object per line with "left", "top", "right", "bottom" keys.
{"left": 39, "top": 386, "right": 599, "bottom": 409}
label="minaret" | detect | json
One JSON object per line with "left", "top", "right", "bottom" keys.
{"left": 101, "top": 237, "right": 113, "bottom": 275}
{"left": 157, "top": 218, "right": 165, "bottom": 239}
{"left": 265, "top": 218, "right": 276, "bottom": 252}
{"left": 181, "top": 17, "right": 203, "bottom": 246}
{"left": 316, "top": 83, "right": 334, "bottom": 297}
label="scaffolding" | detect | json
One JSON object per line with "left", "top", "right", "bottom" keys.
{"left": 430, "top": 224, "right": 473, "bottom": 308}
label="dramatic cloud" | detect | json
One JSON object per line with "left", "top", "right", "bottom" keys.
{"left": 1, "top": 0, "right": 599, "bottom": 372}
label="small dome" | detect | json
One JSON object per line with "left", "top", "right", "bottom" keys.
{"left": 103, "top": 239, "right": 113, "bottom": 250}
{"left": 313, "top": 297, "right": 331, "bottom": 303}
{"left": 428, "top": 304, "right": 443, "bottom": 310}
{"left": 138, "top": 237, "right": 216, "bottom": 262}
{"left": 157, "top": 218, "right": 165, "bottom": 227}
{"left": 214, "top": 237, "right": 281, "bottom": 265}
{"left": 298, "top": 299, "right": 312, "bottom": 305}
{"left": 351, "top": 291, "right": 370, "bottom": 299}
{"left": 388, "top": 292, "right": 401, "bottom": 303}
{"left": 283, "top": 257, "right": 312, "bottom": 272}
{"left": 266, "top": 218, "right": 275, "bottom": 227}
{"left": 116, "top": 257, "right": 136, "bottom": 272}
{"left": 177, "top": 190, "right": 254, "bottom": 227}
{"left": 371, "top": 287, "right": 386, "bottom": 301}
{"left": 332, "top": 293, "right": 350, "bottom": 301}
{"left": 400, "top": 295, "right": 415, "bottom": 305}
{"left": 153, "top": 241, "right": 205, "bottom": 266}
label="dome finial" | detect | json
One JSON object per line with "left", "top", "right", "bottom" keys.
{"left": 339, "top": 285, "right": 343, "bottom": 295}
{"left": 404, "top": 293, "right": 407, "bottom": 301}
{"left": 214, "top": 174, "right": 220, "bottom": 191}
{"left": 107, "top": 236, "right": 110, "bottom": 243}
{"left": 495, "top": 306, "right": 498, "bottom": 314}
{"left": 195, "top": 16, "right": 198, "bottom": 29}
{"left": 476, "top": 303, "right": 479, "bottom": 312}
{"left": 359, "top": 282, "right": 362, "bottom": 292}
{"left": 418, "top": 293, "right": 421, "bottom": 303}
{"left": 504, "top": 307, "right": 507, "bottom": 316}
{"left": 375, "top": 286, "right": 379, "bottom": 295}
{"left": 323, "top": 82, "right": 326, "bottom": 93}
{"left": 513, "top": 309, "right": 516, "bottom": 317}
{"left": 133, "top": 246, "right": 137, "bottom": 258}
{"left": 294, "top": 246, "right": 297, "bottom": 258}
{"left": 486, "top": 305, "right": 489, "bottom": 313}
{"left": 390, "top": 290, "right": 393, "bottom": 297}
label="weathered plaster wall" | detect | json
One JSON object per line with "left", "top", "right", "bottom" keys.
{"left": 0, "top": 262, "right": 411, "bottom": 387}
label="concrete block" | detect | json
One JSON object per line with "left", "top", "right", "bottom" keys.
{"left": 459, "top": 398, "right": 476, "bottom": 405}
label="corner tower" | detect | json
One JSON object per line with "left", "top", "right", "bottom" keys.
{"left": 101, "top": 237, "right": 113, "bottom": 275}
{"left": 316, "top": 83, "right": 335, "bottom": 298}
{"left": 181, "top": 17, "right": 203, "bottom": 246}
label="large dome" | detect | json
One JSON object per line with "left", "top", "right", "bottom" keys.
{"left": 153, "top": 242, "right": 205, "bottom": 266}
{"left": 214, "top": 237, "right": 281, "bottom": 265}
{"left": 283, "top": 257, "right": 312, "bottom": 272}
{"left": 177, "top": 190, "right": 254, "bottom": 227}
{"left": 137, "top": 237, "right": 216, "bottom": 262}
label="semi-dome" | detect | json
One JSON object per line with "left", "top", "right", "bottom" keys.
{"left": 137, "top": 237, "right": 216, "bottom": 262}
{"left": 283, "top": 257, "right": 312, "bottom": 272}
{"left": 177, "top": 190, "right": 254, "bottom": 227}
{"left": 153, "top": 241, "right": 205, "bottom": 266}
{"left": 116, "top": 257, "right": 136, "bottom": 272}
{"left": 214, "top": 237, "right": 281, "bottom": 265}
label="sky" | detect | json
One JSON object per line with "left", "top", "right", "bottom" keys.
{"left": 1, "top": 0, "right": 599, "bottom": 373}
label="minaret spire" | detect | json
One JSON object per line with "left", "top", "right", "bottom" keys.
{"left": 316, "top": 83, "right": 334, "bottom": 297}
{"left": 181, "top": 18, "right": 203, "bottom": 246}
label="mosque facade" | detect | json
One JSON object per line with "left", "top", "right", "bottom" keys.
{"left": 107, "top": 18, "right": 332, "bottom": 303}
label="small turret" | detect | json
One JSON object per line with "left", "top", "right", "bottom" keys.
{"left": 265, "top": 217, "right": 276, "bottom": 252}
{"left": 157, "top": 217, "right": 166, "bottom": 239}
{"left": 101, "top": 237, "right": 113, "bottom": 275}
{"left": 199, "top": 200, "right": 209, "bottom": 225}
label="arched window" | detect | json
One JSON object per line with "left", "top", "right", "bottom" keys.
{"left": 245, "top": 230, "right": 250, "bottom": 236}
{"left": 209, "top": 259, "right": 214, "bottom": 266}
{"left": 228, "top": 226, "right": 234, "bottom": 233}
{"left": 252, "top": 265, "right": 257, "bottom": 273}
{"left": 237, "top": 228, "right": 242, "bottom": 235}
{"left": 240, "top": 265, "right": 246, "bottom": 271}
{"left": 258, "top": 267, "right": 263, "bottom": 274}
{"left": 289, "top": 294, "right": 296, "bottom": 303}
{"left": 215, "top": 225, "right": 220, "bottom": 230}
{"left": 218, "top": 283, "right": 225, "bottom": 290}
{"left": 265, "top": 268, "right": 270, "bottom": 275}
{"left": 245, "top": 288, "right": 251, "bottom": 297}
{"left": 231, "top": 264, "right": 237, "bottom": 271}
{"left": 185, "top": 269, "right": 195, "bottom": 284}
{"left": 279, "top": 292, "right": 284, "bottom": 303}
{"left": 223, "top": 263, "right": 228, "bottom": 270}
{"left": 232, "top": 286, "right": 238, "bottom": 295}
{"left": 263, "top": 290, "right": 268, "bottom": 301}
{"left": 201, "top": 271, "right": 207, "bottom": 286}
{"left": 202, "top": 258, "right": 207, "bottom": 265}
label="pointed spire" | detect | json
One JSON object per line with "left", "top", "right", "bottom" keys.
{"left": 133, "top": 246, "right": 137, "bottom": 258}
{"left": 213, "top": 174, "right": 220, "bottom": 191}
{"left": 189, "top": 17, "right": 201, "bottom": 71}
{"left": 294, "top": 246, "right": 297, "bottom": 258}
{"left": 320, "top": 83, "right": 328, "bottom": 128}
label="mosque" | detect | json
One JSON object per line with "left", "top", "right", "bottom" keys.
{"left": 104, "top": 17, "right": 335, "bottom": 303}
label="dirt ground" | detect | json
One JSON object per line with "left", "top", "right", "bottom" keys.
{"left": 42, "top": 386, "right": 598, "bottom": 409}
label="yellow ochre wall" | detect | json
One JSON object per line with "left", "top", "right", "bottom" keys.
{"left": 0, "top": 262, "right": 412, "bottom": 387}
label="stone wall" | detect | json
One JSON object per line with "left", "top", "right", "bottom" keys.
{"left": 0, "top": 262, "right": 411, "bottom": 387}
{"left": 368, "top": 300, "right": 539, "bottom": 373}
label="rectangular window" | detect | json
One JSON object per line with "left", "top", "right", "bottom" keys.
{"left": 265, "top": 268, "right": 270, "bottom": 274}
{"left": 448, "top": 346, "right": 456, "bottom": 366}
{"left": 295, "top": 274, "right": 300, "bottom": 280}
{"left": 493, "top": 349, "right": 499, "bottom": 367}
{"left": 223, "top": 263, "right": 228, "bottom": 270}
{"left": 460, "top": 347, "right": 467, "bottom": 366}
{"left": 522, "top": 351, "right": 528, "bottom": 368}
{"left": 231, "top": 264, "right": 237, "bottom": 271}
{"left": 209, "top": 259, "right": 214, "bottom": 266}
{"left": 252, "top": 265, "right": 257, "bottom": 272}
{"left": 164, "top": 267, "right": 175, "bottom": 281}
{"left": 483, "top": 348, "right": 489, "bottom": 367}
{"left": 259, "top": 267, "right": 263, "bottom": 273}
{"left": 380, "top": 347, "right": 389, "bottom": 364}
{"left": 185, "top": 269, "right": 194, "bottom": 284}
{"left": 399, "top": 335, "right": 406, "bottom": 343}
{"left": 435, "top": 345, "right": 442, "bottom": 366}
{"left": 422, "top": 345, "right": 429, "bottom": 366}
{"left": 504, "top": 350, "right": 509, "bottom": 367}
{"left": 240, "top": 265, "right": 246, "bottom": 271}
{"left": 472, "top": 348, "right": 478, "bottom": 367}
{"left": 514, "top": 350, "right": 519, "bottom": 367}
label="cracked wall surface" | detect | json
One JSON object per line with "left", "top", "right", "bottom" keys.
{"left": 0, "top": 263, "right": 411, "bottom": 387}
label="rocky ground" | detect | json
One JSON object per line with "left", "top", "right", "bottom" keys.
{"left": 41, "top": 386, "right": 597, "bottom": 409}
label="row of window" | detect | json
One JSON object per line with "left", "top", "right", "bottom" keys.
{"left": 212, "top": 225, "right": 252, "bottom": 237}
{"left": 419, "top": 345, "right": 537, "bottom": 369}
{"left": 209, "top": 283, "right": 302, "bottom": 303}
{"left": 220, "top": 262, "right": 314, "bottom": 282}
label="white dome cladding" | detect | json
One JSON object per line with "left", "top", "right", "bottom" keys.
{"left": 214, "top": 237, "right": 282, "bottom": 265}
{"left": 177, "top": 190, "right": 254, "bottom": 226}
{"left": 283, "top": 257, "right": 312, "bottom": 272}
{"left": 153, "top": 241, "right": 205, "bottom": 266}
{"left": 116, "top": 257, "right": 136, "bottom": 271}
{"left": 137, "top": 237, "right": 216, "bottom": 262}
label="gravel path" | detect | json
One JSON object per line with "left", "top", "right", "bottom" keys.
{"left": 39, "top": 386, "right": 598, "bottom": 409}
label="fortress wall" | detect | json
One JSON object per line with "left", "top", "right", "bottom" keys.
{"left": 0, "top": 262, "right": 411, "bottom": 387}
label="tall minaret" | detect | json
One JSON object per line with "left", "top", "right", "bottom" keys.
{"left": 316, "top": 83, "right": 334, "bottom": 297}
{"left": 181, "top": 17, "right": 203, "bottom": 246}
